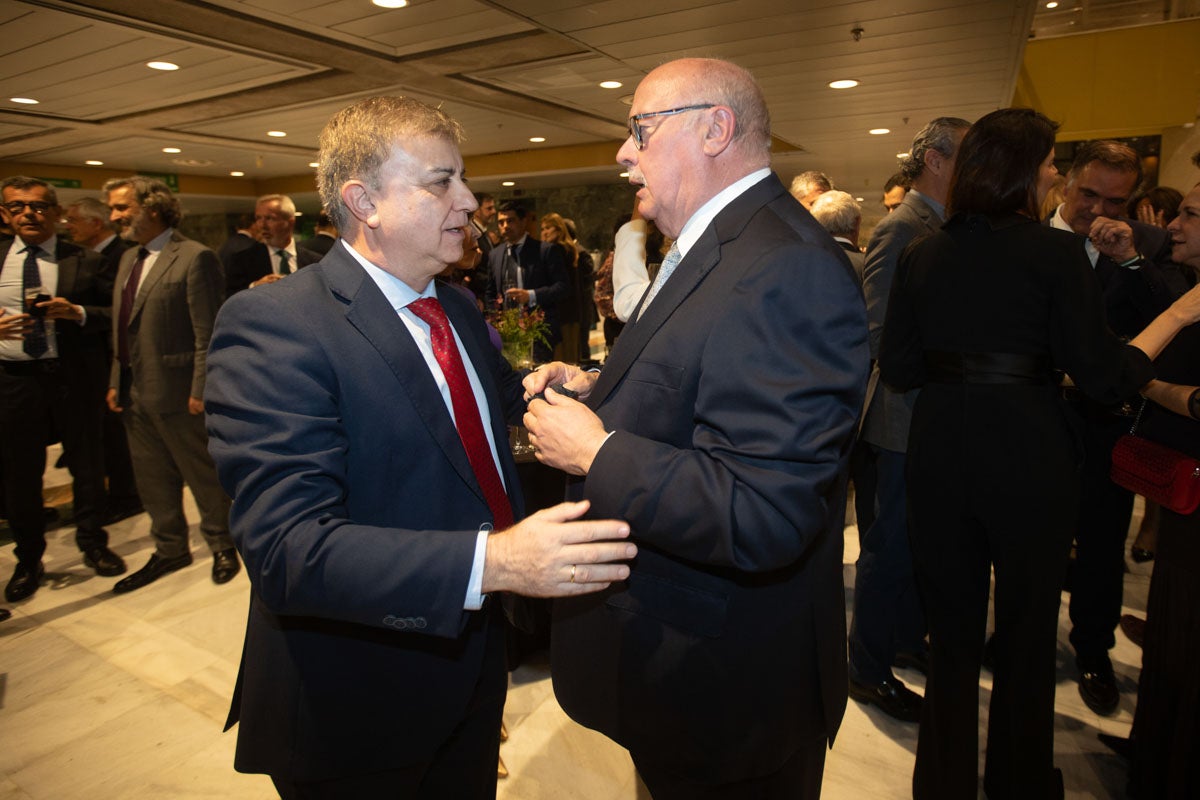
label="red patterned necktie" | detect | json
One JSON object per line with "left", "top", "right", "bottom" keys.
{"left": 408, "top": 297, "right": 513, "bottom": 529}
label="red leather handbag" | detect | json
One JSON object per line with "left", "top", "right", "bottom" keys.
{"left": 1110, "top": 401, "right": 1200, "bottom": 516}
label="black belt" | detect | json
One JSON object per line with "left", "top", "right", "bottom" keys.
{"left": 0, "top": 359, "right": 60, "bottom": 375}
{"left": 925, "top": 351, "right": 1051, "bottom": 385}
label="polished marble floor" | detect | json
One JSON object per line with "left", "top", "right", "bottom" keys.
{"left": 0, "top": 453, "right": 1147, "bottom": 799}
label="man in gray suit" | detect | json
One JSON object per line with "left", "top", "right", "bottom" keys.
{"left": 102, "top": 177, "right": 239, "bottom": 593}
{"left": 849, "top": 117, "right": 970, "bottom": 721}
{"left": 810, "top": 190, "right": 864, "bottom": 281}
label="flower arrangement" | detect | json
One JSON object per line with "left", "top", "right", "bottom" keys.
{"left": 488, "top": 306, "right": 550, "bottom": 369}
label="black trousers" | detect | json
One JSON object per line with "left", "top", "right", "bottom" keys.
{"left": 632, "top": 737, "right": 827, "bottom": 800}
{"left": 1068, "top": 411, "right": 1133, "bottom": 662}
{"left": 0, "top": 359, "right": 107, "bottom": 566}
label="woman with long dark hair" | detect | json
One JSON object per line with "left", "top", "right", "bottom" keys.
{"left": 879, "top": 108, "right": 1200, "bottom": 799}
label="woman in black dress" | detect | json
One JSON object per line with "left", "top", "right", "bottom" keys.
{"left": 1129, "top": 181, "right": 1200, "bottom": 798}
{"left": 879, "top": 108, "right": 1200, "bottom": 799}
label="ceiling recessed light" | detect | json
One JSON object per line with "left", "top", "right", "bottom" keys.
{"left": 162, "top": 147, "right": 182, "bottom": 154}
{"left": 308, "top": 162, "right": 319, "bottom": 168}
{"left": 267, "top": 130, "right": 287, "bottom": 138}
{"left": 501, "top": 181, "right": 515, "bottom": 187}
{"left": 599, "top": 80, "right": 623, "bottom": 89}
{"left": 529, "top": 136, "right": 546, "bottom": 143}
{"left": 869, "top": 128, "right": 890, "bottom": 135}
{"left": 897, "top": 152, "right": 910, "bottom": 158}
{"left": 619, "top": 172, "right": 629, "bottom": 178}
{"left": 829, "top": 79, "right": 859, "bottom": 89}
{"left": 85, "top": 160, "right": 104, "bottom": 166}
{"left": 147, "top": 61, "right": 179, "bottom": 71}
{"left": 372, "top": 0, "right": 407, "bottom": 7}
{"left": 10, "top": 97, "right": 38, "bottom": 104}
{"left": 855, "top": 197, "right": 865, "bottom": 202}
{"left": 230, "top": 171, "right": 245, "bottom": 177}
{"left": 1045, "top": 1, "right": 1058, "bottom": 7}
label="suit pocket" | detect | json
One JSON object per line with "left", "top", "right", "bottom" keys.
{"left": 626, "top": 359, "right": 684, "bottom": 390}
{"left": 606, "top": 572, "right": 727, "bottom": 638}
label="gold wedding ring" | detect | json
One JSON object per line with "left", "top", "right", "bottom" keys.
{"left": 570, "top": 564, "right": 577, "bottom": 583}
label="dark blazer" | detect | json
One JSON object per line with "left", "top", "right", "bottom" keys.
{"left": 836, "top": 238, "right": 865, "bottom": 283}
{"left": 550, "top": 173, "right": 869, "bottom": 782}
{"left": 1083, "top": 218, "right": 1185, "bottom": 338}
{"left": 224, "top": 241, "right": 321, "bottom": 296}
{"left": 298, "top": 233, "right": 336, "bottom": 257}
{"left": 484, "top": 237, "right": 568, "bottom": 350}
{"left": 1, "top": 237, "right": 111, "bottom": 383}
{"left": 109, "top": 231, "right": 224, "bottom": 412}
{"left": 205, "top": 245, "right": 526, "bottom": 781}
{"left": 97, "top": 235, "right": 134, "bottom": 282}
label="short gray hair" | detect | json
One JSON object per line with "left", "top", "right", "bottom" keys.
{"left": 901, "top": 117, "right": 971, "bottom": 182}
{"left": 790, "top": 170, "right": 834, "bottom": 199}
{"left": 102, "top": 176, "right": 182, "bottom": 228}
{"left": 68, "top": 196, "right": 111, "bottom": 223}
{"left": 318, "top": 96, "right": 464, "bottom": 231}
{"left": 809, "top": 191, "right": 860, "bottom": 239}
{"left": 256, "top": 193, "right": 296, "bottom": 217}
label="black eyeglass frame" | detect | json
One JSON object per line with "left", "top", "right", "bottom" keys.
{"left": 2, "top": 201, "right": 54, "bottom": 216}
{"left": 627, "top": 104, "right": 716, "bottom": 150}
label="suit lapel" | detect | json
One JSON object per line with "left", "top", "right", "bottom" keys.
{"left": 131, "top": 233, "right": 179, "bottom": 319}
{"left": 590, "top": 174, "right": 785, "bottom": 409}
{"left": 329, "top": 252, "right": 487, "bottom": 507}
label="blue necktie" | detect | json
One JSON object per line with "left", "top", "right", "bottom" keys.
{"left": 22, "top": 245, "right": 48, "bottom": 358}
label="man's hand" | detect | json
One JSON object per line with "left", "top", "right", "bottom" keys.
{"left": 1088, "top": 217, "right": 1138, "bottom": 263}
{"left": 0, "top": 309, "right": 33, "bottom": 340}
{"left": 504, "top": 287, "right": 530, "bottom": 305}
{"left": 482, "top": 500, "right": 635, "bottom": 597}
{"left": 38, "top": 297, "right": 83, "bottom": 322}
{"left": 106, "top": 387, "right": 123, "bottom": 413}
{"left": 524, "top": 387, "right": 609, "bottom": 475}
{"left": 188, "top": 396, "right": 204, "bottom": 415}
{"left": 522, "top": 361, "right": 598, "bottom": 402}
{"left": 250, "top": 274, "right": 284, "bottom": 288}
{"left": 1136, "top": 203, "right": 1166, "bottom": 229}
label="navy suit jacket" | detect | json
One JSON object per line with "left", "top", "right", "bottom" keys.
{"left": 550, "top": 173, "right": 869, "bottom": 782}
{"left": 484, "top": 237, "right": 568, "bottom": 352}
{"left": 205, "top": 243, "right": 526, "bottom": 780}
{"left": 224, "top": 241, "right": 322, "bottom": 296}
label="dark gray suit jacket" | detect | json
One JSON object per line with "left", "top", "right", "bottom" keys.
{"left": 861, "top": 190, "right": 943, "bottom": 452}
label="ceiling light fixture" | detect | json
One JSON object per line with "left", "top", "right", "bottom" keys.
{"left": 619, "top": 172, "right": 629, "bottom": 178}
{"left": 599, "top": 80, "right": 622, "bottom": 89}
{"left": 501, "top": 181, "right": 515, "bottom": 187}
{"left": 147, "top": 61, "right": 179, "bottom": 71}
{"left": 529, "top": 136, "right": 546, "bottom": 143}
{"left": 10, "top": 97, "right": 38, "bottom": 104}
{"left": 897, "top": 152, "right": 910, "bottom": 158}
{"left": 85, "top": 160, "right": 104, "bottom": 166}
{"left": 829, "top": 79, "right": 859, "bottom": 89}
{"left": 1045, "top": 1, "right": 1058, "bottom": 8}
{"left": 308, "top": 162, "right": 319, "bottom": 168}
{"left": 230, "top": 171, "right": 245, "bottom": 177}
{"left": 372, "top": 0, "right": 407, "bottom": 7}
{"left": 869, "top": 128, "right": 890, "bottom": 135}
{"left": 162, "top": 147, "right": 182, "bottom": 153}
{"left": 267, "top": 130, "right": 287, "bottom": 137}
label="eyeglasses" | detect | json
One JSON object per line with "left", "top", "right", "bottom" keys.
{"left": 627, "top": 104, "right": 715, "bottom": 150}
{"left": 3, "top": 201, "right": 53, "bottom": 216}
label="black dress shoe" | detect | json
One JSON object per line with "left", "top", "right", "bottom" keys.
{"left": 82, "top": 546, "right": 127, "bottom": 577}
{"left": 1130, "top": 546, "right": 1154, "bottom": 563}
{"left": 211, "top": 548, "right": 240, "bottom": 585}
{"left": 0, "top": 608, "right": 10, "bottom": 622}
{"left": 848, "top": 675, "right": 922, "bottom": 722}
{"left": 5, "top": 561, "right": 45, "bottom": 602}
{"left": 112, "top": 553, "right": 193, "bottom": 594}
{"left": 1077, "top": 656, "right": 1120, "bottom": 716}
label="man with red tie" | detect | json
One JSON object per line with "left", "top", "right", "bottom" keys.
{"left": 204, "top": 95, "right": 636, "bottom": 799}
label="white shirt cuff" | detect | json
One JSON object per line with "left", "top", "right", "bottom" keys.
{"left": 464, "top": 527, "right": 490, "bottom": 610}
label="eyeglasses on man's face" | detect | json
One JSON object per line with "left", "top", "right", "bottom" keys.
{"left": 3, "top": 201, "right": 54, "bottom": 216}
{"left": 626, "top": 104, "right": 715, "bottom": 151}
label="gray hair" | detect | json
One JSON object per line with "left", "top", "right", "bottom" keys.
{"left": 256, "top": 193, "right": 296, "bottom": 217}
{"left": 102, "top": 176, "right": 183, "bottom": 228}
{"left": 1, "top": 176, "right": 57, "bottom": 206}
{"left": 901, "top": 117, "right": 971, "bottom": 182}
{"left": 790, "top": 170, "right": 834, "bottom": 198}
{"left": 68, "top": 196, "right": 112, "bottom": 224}
{"left": 809, "top": 190, "right": 861, "bottom": 239}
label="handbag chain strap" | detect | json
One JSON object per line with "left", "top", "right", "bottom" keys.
{"left": 1130, "top": 396, "right": 1148, "bottom": 435}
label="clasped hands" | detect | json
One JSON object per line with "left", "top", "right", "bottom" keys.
{"left": 1088, "top": 217, "right": 1138, "bottom": 263}
{"left": 522, "top": 361, "right": 608, "bottom": 476}
{"left": 0, "top": 298, "right": 83, "bottom": 339}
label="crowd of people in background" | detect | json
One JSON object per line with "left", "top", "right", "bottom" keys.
{"left": 3, "top": 60, "right": 1200, "bottom": 798}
